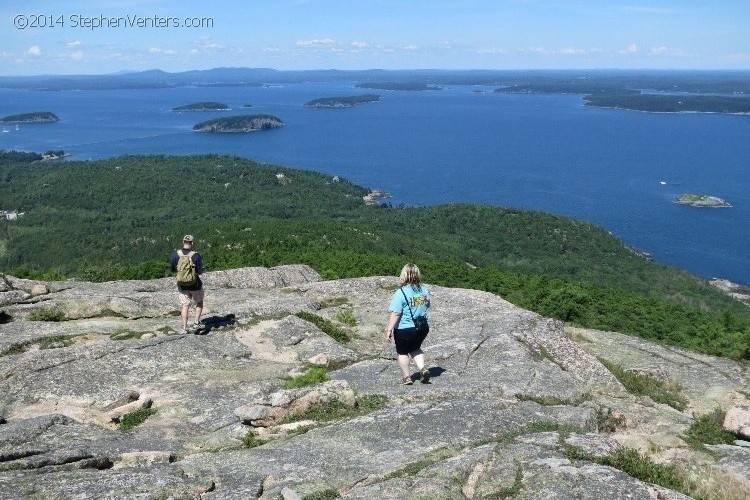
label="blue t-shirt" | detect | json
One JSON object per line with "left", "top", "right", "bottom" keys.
{"left": 389, "top": 284, "right": 430, "bottom": 330}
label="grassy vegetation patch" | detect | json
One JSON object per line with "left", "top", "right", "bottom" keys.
{"left": 384, "top": 446, "right": 458, "bottom": 480}
{"left": 118, "top": 407, "right": 157, "bottom": 430}
{"left": 110, "top": 330, "right": 147, "bottom": 341}
{"left": 295, "top": 311, "right": 350, "bottom": 343}
{"left": 27, "top": 308, "right": 66, "bottom": 322}
{"left": 598, "top": 358, "right": 688, "bottom": 411}
{"left": 596, "top": 407, "right": 627, "bottom": 433}
{"left": 333, "top": 309, "right": 356, "bottom": 327}
{"left": 38, "top": 335, "right": 78, "bottom": 349}
{"left": 242, "top": 431, "right": 269, "bottom": 449}
{"left": 682, "top": 409, "right": 736, "bottom": 451}
{"left": 282, "top": 394, "right": 387, "bottom": 424}
{"left": 0, "top": 341, "right": 33, "bottom": 357}
{"left": 301, "top": 490, "right": 340, "bottom": 500}
{"left": 516, "top": 393, "right": 591, "bottom": 407}
{"left": 283, "top": 366, "right": 330, "bottom": 389}
{"left": 319, "top": 297, "right": 348, "bottom": 308}
{"left": 495, "top": 464, "right": 524, "bottom": 498}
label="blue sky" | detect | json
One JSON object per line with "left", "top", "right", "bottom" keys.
{"left": 2, "top": 0, "right": 749, "bottom": 75}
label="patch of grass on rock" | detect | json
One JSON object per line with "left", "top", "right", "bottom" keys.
{"left": 319, "top": 297, "right": 348, "bottom": 308}
{"left": 302, "top": 490, "right": 340, "bottom": 500}
{"left": 243, "top": 431, "right": 269, "bottom": 449}
{"left": 598, "top": 358, "right": 688, "bottom": 411}
{"left": 110, "top": 330, "right": 147, "bottom": 341}
{"left": 283, "top": 366, "right": 330, "bottom": 389}
{"left": 283, "top": 394, "right": 388, "bottom": 424}
{"left": 295, "top": 311, "right": 350, "bottom": 343}
{"left": 118, "top": 407, "right": 157, "bottom": 430}
{"left": 333, "top": 310, "right": 356, "bottom": 326}
{"left": 683, "top": 409, "right": 736, "bottom": 451}
{"left": 28, "top": 308, "right": 66, "bottom": 322}
{"left": 38, "top": 335, "right": 78, "bottom": 349}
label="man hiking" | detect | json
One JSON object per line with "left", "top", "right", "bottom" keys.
{"left": 170, "top": 234, "right": 205, "bottom": 334}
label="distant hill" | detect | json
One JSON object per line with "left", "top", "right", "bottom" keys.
{"left": 0, "top": 111, "right": 58, "bottom": 123}
{"left": 192, "top": 115, "right": 283, "bottom": 132}
{"left": 172, "top": 102, "right": 231, "bottom": 112}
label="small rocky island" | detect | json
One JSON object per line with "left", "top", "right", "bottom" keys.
{"left": 193, "top": 115, "right": 284, "bottom": 133}
{"left": 172, "top": 102, "right": 230, "bottom": 112}
{"left": 305, "top": 95, "right": 380, "bottom": 108}
{"left": 674, "top": 193, "right": 732, "bottom": 208}
{"left": 0, "top": 111, "right": 59, "bottom": 123}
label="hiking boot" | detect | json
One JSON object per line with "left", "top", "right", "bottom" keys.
{"left": 420, "top": 368, "right": 431, "bottom": 384}
{"left": 400, "top": 376, "right": 413, "bottom": 386}
{"left": 179, "top": 328, "right": 189, "bottom": 335}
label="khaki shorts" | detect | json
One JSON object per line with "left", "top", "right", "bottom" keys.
{"left": 179, "top": 289, "right": 204, "bottom": 306}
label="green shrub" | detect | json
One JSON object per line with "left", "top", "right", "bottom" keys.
{"left": 333, "top": 310, "right": 356, "bottom": 326}
{"left": 242, "top": 431, "right": 268, "bottom": 449}
{"left": 598, "top": 358, "right": 688, "bottom": 411}
{"left": 683, "top": 409, "right": 736, "bottom": 451}
{"left": 283, "top": 366, "right": 330, "bottom": 389}
{"left": 600, "top": 448, "right": 684, "bottom": 492}
{"left": 295, "top": 311, "right": 350, "bottom": 343}
{"left": 282, "top": 394, "right": 387, "bottom": 424}
{"left": 302, "top": 490, "right": 340, "bottom": 500}
{"left": 118, "top": 407, "right": 157, "bottom": 430}
{"left": 27, "top": 309, "right": 66, "bottom": 322}
{"left": 38, "top": 335, "right": 77, "bottom": 349}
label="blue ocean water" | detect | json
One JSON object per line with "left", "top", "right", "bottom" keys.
{"left": 1, "top": 82, "right": 748, "bottom": 284}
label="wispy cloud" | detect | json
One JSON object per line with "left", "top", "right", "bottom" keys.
{"left": 27, "top": 46, "right": 42, "bottom": 57}
{"left": 296, "top": 38, "right": 336, "bottom": 48}
{"left": 618, "top": 43, "right": 638, "bottom": 54}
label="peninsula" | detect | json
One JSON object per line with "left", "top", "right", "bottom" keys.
{"left": 192, "top": 114, "right": 283, "bottom": 133}
{"left": 172, "top": 102, "right": 230, "bottom": 111}
{"left": 0, "top": 111, "right": 59, "bottom": 123}
{"left": 674, "top": 193, "right": 732, "bottom": 208}
{"left": 305, "top": 94, "right": 380, "bottom": 108}
{"left": 355, "top": 82, "right": 441, "bottom": 91}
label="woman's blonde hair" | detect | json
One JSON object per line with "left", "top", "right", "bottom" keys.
{"left": 399, "top": 263, "right": 421, "bottom": 288}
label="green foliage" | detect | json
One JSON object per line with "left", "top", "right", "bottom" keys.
{"left": 38, "top": 335, "right": 77, "bottom": 349}
{"left": 118, "top": 407, "right": 157, "bottom": 430}
{"left": 495, "top": 465, "right": 524, "bottom": 498}
{"left": 305, "top": 95, "right": 380, "bottom": 107}
{"left": 295, "top": 312, "right": 350, "bottom": 343}
{"left": 598, "top": 358, "right": 688, "bottom": 411}
{"left": 301, "top": 490, "right": 340, "bottom": 500}
{"left": 282, "top": 394, "right": 387, "bottom": 424}
{"left": 3, "top": 154, "right": 750, "bottom": 360}
{"left": 601, "top": 448, "right": 684, "bottom": 492}
{"left": 193, "top": 114, "right": 283, "bottom": 131}
{"left": 242, "top": 431, "right": 268, "bottom": 449}
{"left": 0, "top": 149, "right": 41, "bottom": 163}
{"left": 515, "top": 393, "right": 591, "bottom": 407}
{"left": 596, "top": 407, "right": 626, "bottom": 433}
{"left": 27, "top": 309, "right": 66, "bottom": 322}
{"left": 283, "top": 366, "right": 330, "bottom": 389}
{"left": 173, "top": 101, "right": 230, "bottom": 111}
{"left": 683, "top": 409, "right": 736, "bottom": 451}
{"left": 333, "top": 309, "right": 356, "bottom": 326}
{"left": 319, "top": 297, "right": 348, "bottom": 308}
{"left": 110, "top": 330, "right": 147, "bottom": 341}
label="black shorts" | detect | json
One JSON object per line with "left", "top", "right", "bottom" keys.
{"left": 394, "top": 327, "right": 427, "bottom": 355}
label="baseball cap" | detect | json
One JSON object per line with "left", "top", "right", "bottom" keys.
{"left": 183, "top": 235, "right": 194, "bottom": 242}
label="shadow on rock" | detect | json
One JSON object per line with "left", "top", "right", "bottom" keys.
{"left": 195, "top": 313, "right": 237, "bottom": 335}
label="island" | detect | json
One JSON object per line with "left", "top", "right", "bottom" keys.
{"left": 172, "top": 102, "right": 231, "bottom": 112}
{"left": 0, "top": 111, "right": 59, "bottom": 123}
{"left": 583, "top": 94, "right": 750, "bottom": 114}
{"left": 355, "top": 82, "right": 441, "bottom": 91}
{"left": 674, "top": 193, "right": 732, "bottom": 208}
{"left": 243, "top": 104, "right": 253, "bottom": 108}
{"left": 305, "top": 94, "right": 380, "bottom": 108}
{"left": 193, "top": 114, "right": 284, "bottom": 133}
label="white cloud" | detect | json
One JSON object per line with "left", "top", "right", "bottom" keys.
{"left": 351, "top": 41, "right": 368, "bottom": 48}
{"left": 297, "top": 38, "right": 336, "bottom": 48}
{"left": 403, "top": 45, "right": 419, "bottom": 51}
{"left": 518, "top": 46, "right": 547, "bottom": 54}
{"left": 618, "top": 43, "right": 638, "bottom": 54}
{"left": 149, "top": 47, "right": 176, "bottom": 55}
{"left": 66, "top": 40, "right": 82, "bottom": 48}
{"left": 27, "top": 46, "right": 42, "bottom": 56}
{"left": 560, "top": 47, "right": 586, "bottom": 55}
{"left": 70, "top": 51, "right": 84, "bottom": 61}
{"left": 477, "top": 47, "right": 508, "bottom": 54}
